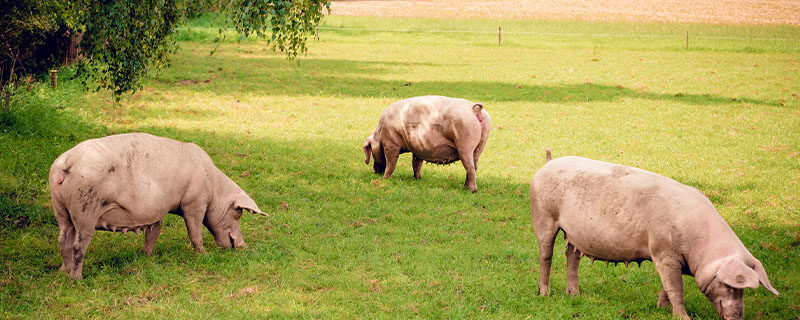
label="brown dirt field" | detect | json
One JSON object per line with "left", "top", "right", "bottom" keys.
{"left": 329, "top": 0, "right": 800, "bottom": 26}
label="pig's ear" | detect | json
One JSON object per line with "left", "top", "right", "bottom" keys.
{"left": 234, "top": 192, "right": 267, "bottom": 217}
{"left": 751, "top": 259, "right": 779, "bottom": 295}
{"left": 716, "top": 257, "right": 759, "bottom": 289}
{"left": 363, "top": 138, "right": 373, "bottom": 165}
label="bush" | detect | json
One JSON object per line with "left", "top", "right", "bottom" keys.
{"left": 0, "top": 0, "right": 72, "bottom": 88}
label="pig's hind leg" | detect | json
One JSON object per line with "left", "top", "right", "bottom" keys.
{"left": 53, "top": 207, "right": 76, "bottom": 273}
{"left": 66, "top": 201, "right": 99, "bottom": 280}
{"left": 457, "top": 148, "right": 478, "bottom": 192}
{"left": 565, "top": 241, "right": 582, "bottom": 295}
{"left": 533, "top": 221, "right": 560, "bottom": 296}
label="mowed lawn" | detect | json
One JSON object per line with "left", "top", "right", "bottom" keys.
{"left": 1, "top": 15, "right": 799, "bottom": 319}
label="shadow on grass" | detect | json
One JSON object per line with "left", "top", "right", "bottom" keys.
{"left": 0, "top": 89, "right": 109, "bottom": 231}
{"left": 676, "top": 179, "right": 758, "bottom": 206}
{"left": 0, "top": 109, "right": 528, "bottom": 281}
{"left": 164, "top": 56, "right": 786, "bottom": 108}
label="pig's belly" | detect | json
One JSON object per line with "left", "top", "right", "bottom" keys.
{"left": 413, "top": 147, "right": 459, "bottom": 164}
{"left": 559, "top": 210, "right": 652, "bottom": 263}
{"left": 95, "top": 204, "right": 163, "bottom": 232}
{"left": 405, "top": 135, "right": 459, "bottom": 164}
{"left": 95, "top": 186, "right": 177, "bottom": 232}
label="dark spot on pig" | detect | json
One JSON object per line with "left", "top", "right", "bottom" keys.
{"left": 79, "top": 187, "right": 97, "bottom": 212}
{"left": 126, "top": 151, "right": 135, "bottom": 168}
{"left": 108, "top": 166, "right": 115, "bottom": 173}
{"left": 611, "top": 166, "right": 631, "bottom": 178}
{"left": 634, "top": 185, "right": 660, "bottom": 208}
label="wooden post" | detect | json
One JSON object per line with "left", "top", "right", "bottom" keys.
{"left": 685, "top": 30, "right": 688, "bottom": 50}
{"left": 315, "top": 26, "right": 319, "bottom": 40}
{"left": 498, "top": 26, "right": 502, "bottom": 44}
{"left": 50, "top": 70, "right": 58, "bottom": 89}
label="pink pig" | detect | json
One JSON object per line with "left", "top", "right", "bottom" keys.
{"left": 530, "top": 149, "right": 778, "bottom": 319}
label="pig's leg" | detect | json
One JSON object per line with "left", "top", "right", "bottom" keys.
{"left": 412, "top": 155, "right": 423, "bottom": 179}
{"left": 456, "top": 135, "right": 480, "bottom": 192}
{"left": 472, "top": 138, "right": 487, "bottom": 172}
{"left": 184, "top": 215, "right": 206, "bottom": 254}
{"left": 182, "top": 204, "right": 208, "bottom": 254}
{"left": 458, "top": 150, "right": 477, "bottom": 192}
{"left": 657, "top": 288, "right": 671, "bottom": 308}
{"left": 382, "top": 146, "right": 400, "bottom": 179}
{"left": 66, "top": 200, "right": 100, "bottom": 280}
{"left": 54, "top": 208, "right": 76, "bottom": 273}
{"left": 534, "top": 223, "right": 559, "bottom": 296}
{"left": 565, "top": 241, "right": 581, "bottom": 295}
{"left": 141, "top": 221, "right": 162, "bottom": 256}
{"left": 654, "top": 259, "right": 690, "bottom": 320}
{"left": 70, "top": 227, "right": 95, "bottom": 280}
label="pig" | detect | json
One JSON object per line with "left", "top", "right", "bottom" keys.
{"left": 49, "top": 133, "right": 266, "bottom": 279}
{"left": 529, "top": 149, "right": 778, "bottom": 320}
{"left": 362, "top": 96, "right": 491, "bottom": 192}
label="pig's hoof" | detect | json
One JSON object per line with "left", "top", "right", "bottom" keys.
{"left": 538, "top": 287, "right": 550, "bottom": 296}
{"left": 69, "top": 270, "right": 83, "bottom": 280}
{"left": 566, "top": 287, "right": 580, "bottom": 296}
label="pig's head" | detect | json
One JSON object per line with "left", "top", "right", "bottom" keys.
{"left": 697, "top": 256, "right": 779, "bottom": 320}
{"left": 207, "top": 190, "right": 266, "bottom": 249}
{"left": 363, "top": 135, "right": 386, "bottom": 174}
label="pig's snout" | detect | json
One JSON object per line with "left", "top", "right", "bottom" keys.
{"left": 718, "top": 300, "right": 744, "bottom": 320}
{"left": 213, "top": 227, "right": 245, "bottom": 249}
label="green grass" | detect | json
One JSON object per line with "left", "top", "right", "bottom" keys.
{"left": 1, "top": 15, "right": 799, "bottom": 319}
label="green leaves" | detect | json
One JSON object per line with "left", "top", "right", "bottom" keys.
{"left": 222, "top": 0, "right": 330, "bottom": 59}
{"left": 73, "top": 0, "right": 185, "bottom": 97}
{"left": 7, "top": 0, "right": 330, "bottom": 98}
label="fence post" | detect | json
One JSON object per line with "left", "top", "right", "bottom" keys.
{"left": 498, "top": 26, "right": 501, "bottom": 44}
{"left": 315, "top": 26, "right": 319, "bottom": 40}
{"left": 50, "top": 70, "right": 58, "bottom": 89}
{"left": 685, "top": 30, "right": 688, "bottom": 49}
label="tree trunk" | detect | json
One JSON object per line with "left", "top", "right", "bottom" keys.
{"left": 4, "top": 89, "right": 9, "bottom": 113}
{"left": 66, "top": 31, "right": 84, "bottom": 63}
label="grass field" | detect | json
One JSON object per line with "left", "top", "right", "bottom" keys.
{"left": 1, "top": 14, "right": 799, "bottom": 319}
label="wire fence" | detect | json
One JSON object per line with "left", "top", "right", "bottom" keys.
{"left": 316, "top": 26, "right": 800, "bottom": 42}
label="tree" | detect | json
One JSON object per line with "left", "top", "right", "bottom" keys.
{"left": 1, "top": 0, "right": 330, "bottom": 101}
{"left": 77, "top": 0, "right": 330, "bottom": 96}
{"left": 0, "top": 0, "right": 73, "bottom": 111}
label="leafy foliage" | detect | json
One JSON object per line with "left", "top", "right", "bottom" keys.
{"left": 221, "top": 0, "right": 330, "bottom": 58}
{"left": 73, "top": 0, "right": 186, "bottom": 96}
{"left": 0, "top": 0, "right": 72, "bottom": 95}
{"left": 2, "top": 0, "right": 330, "bottom": 98}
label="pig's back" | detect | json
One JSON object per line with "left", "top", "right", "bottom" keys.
{"left": 533, "top": 156, "right": 708, "bottom": 262}
{"left": 380, "top": 96, "right": 470, "bottom": 159}
{"left": 58, "top": 133, "right": 207, "bottom": 216}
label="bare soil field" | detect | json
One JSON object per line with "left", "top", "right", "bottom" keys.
{"left": 329, "top": 0, "right": 800, "bottom": 25}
